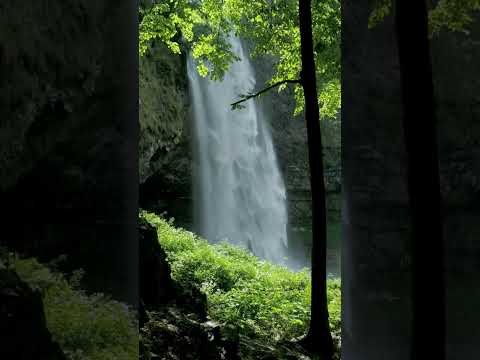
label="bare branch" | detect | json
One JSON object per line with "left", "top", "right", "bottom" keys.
{"left": 230, "top": 79, "right": 301, "bottom": 109}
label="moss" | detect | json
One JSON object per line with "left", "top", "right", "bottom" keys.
{"left": 139, "top": 42, "right": 189, "bottom": 182}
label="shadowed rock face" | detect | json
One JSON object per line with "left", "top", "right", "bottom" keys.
{"left": 139, "top": 217, "right": 178, "bottom": 310}
{"left": 139, "top": 42, "right": 191, "bottom": 187}
{"left": 139, "top": 219, "right": 225, "bottom": 360}
{"left": 0, "top": 0, "right": 137, "bottom": 304}
{"left": 342, "top": 2, "right": 480, "bottom": 359}
{"left": 0, "top": 268, "right": 66, "bottom": 360}
{"left": 139, "top": 218, "right": 207, "bottom": 318}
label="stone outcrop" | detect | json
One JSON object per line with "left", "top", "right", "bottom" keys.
{"left": 0, "top": 267, "right": 66, "bottom": 360}
{"left": 140, "top": 307, "right": 231, "bottom": 360}
{"left": 139, "top": 216, "right": 208, "bottom": 319}
{"left": 139, "top": 218, "right": 229, "bottom": 360}
{"left": 139, "top": 216, "right": 177, "bottom": 308}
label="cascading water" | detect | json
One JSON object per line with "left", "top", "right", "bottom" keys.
{"left": 187, "top": 36, "right": 289, "bottom": 264}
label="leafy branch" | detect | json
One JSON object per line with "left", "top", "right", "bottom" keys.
{"left": 231, "top": 79, "right": 301, "bottom": 110}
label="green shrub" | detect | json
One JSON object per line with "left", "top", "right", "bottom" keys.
{"left": 12, "top": 257, "right": 138, "bottom": 360}
{"left": 143, "top": 211, "right": 341, "bottom": 347}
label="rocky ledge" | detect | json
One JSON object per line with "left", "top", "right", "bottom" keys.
{"left": 0, "top": 262, "right": 66, "bottom": 360}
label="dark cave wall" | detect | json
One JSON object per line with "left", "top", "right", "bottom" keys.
{"left": 0, "top": 0, "right": 138, "bottom": 304}
{"left": 342, "top": 1, "right": 480, "bottom": 359}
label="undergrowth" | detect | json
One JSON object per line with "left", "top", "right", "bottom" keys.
{"left": 142, "top": 211, "right": 341, "bottom": 352}
{"left": 5, "top": 253, "right": 138, "bottom": 360}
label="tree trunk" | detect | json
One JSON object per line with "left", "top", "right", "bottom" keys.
{"left": 298, "top": 0, "right": 334, "bottom": 358}
{"left": 395, "top": 1, "right": 445, "bottom": 359}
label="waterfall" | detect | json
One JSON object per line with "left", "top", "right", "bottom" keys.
{"left": 187, "top": 36, "right": 289, "bottom": 264}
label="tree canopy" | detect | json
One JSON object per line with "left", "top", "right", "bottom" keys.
{"left": 139, "top": 0, "right": 341, "bottom": 119}
{"left": 369, "top": 0, "right": 480, "bottom": 35}
{"left": 140, "top": 0, "right": 480, "bottom": 120}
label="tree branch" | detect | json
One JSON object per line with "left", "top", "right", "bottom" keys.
{"left": 230, "top": 79, "right": 301, "bottom": 109}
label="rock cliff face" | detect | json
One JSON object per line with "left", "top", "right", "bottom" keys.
{"left": 139, "top": 43, "right": 191, "bottom": 188}
{"left": 0, "top": 0, "right": 138, "bottom": 304}
{"left": 342, "top": 2, "right": 480, "bottom": 359}
{"left": 139, "top": 46, "right": 341, "bottom": 225}
{"left": 138, "top": 42, "right": 193, "bottom": 227}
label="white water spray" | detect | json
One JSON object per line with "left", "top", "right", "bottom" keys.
{"left": 187, "top": 36, "right": 289, "bottom": 264}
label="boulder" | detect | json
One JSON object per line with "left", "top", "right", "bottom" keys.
{"left": 0, "top": 268, "right": 66, "bottom": 359}
{"left": 139, "top": 217, "right": 208, "bottom": 315}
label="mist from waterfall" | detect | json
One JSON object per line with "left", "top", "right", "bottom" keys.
{"left": 187, "top": 36, "right": 289, "bottom": 265}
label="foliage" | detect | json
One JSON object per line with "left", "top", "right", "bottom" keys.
{"left": 139, "top": 0, "right": 238, "bottom": 80}
{"left": 142, "top": 211, "right": 341, "bottom": 354}
{"left": 429, "top": 0, "right": 480, "bottom": 35}
{"left": 10, "top": 256, "right": 138, "bottom": 360}
{"left": 368, "top": 0, "right": 392, "bottom": 29}
{"left": 369, "top": 0, "right": 480, "bottom": 36}
{"left": 139, "top": 0, "right": 341, "bottom": 119}
{"left": 139, "top": 3, "right": 182, "bottom": 55}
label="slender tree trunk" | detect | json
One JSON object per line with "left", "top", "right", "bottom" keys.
{"left": 395, "top": 1, "right": 445, "bottom": 359}
{"left": 298, "top": 0, "right": 334, "bottom": 358}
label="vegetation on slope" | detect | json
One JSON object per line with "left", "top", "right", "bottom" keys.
{"left": 142, "top": 211, "right": 341, "bottom": 355}
{"left": 1, "top": 251, "right": 138, "bottom": 360}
